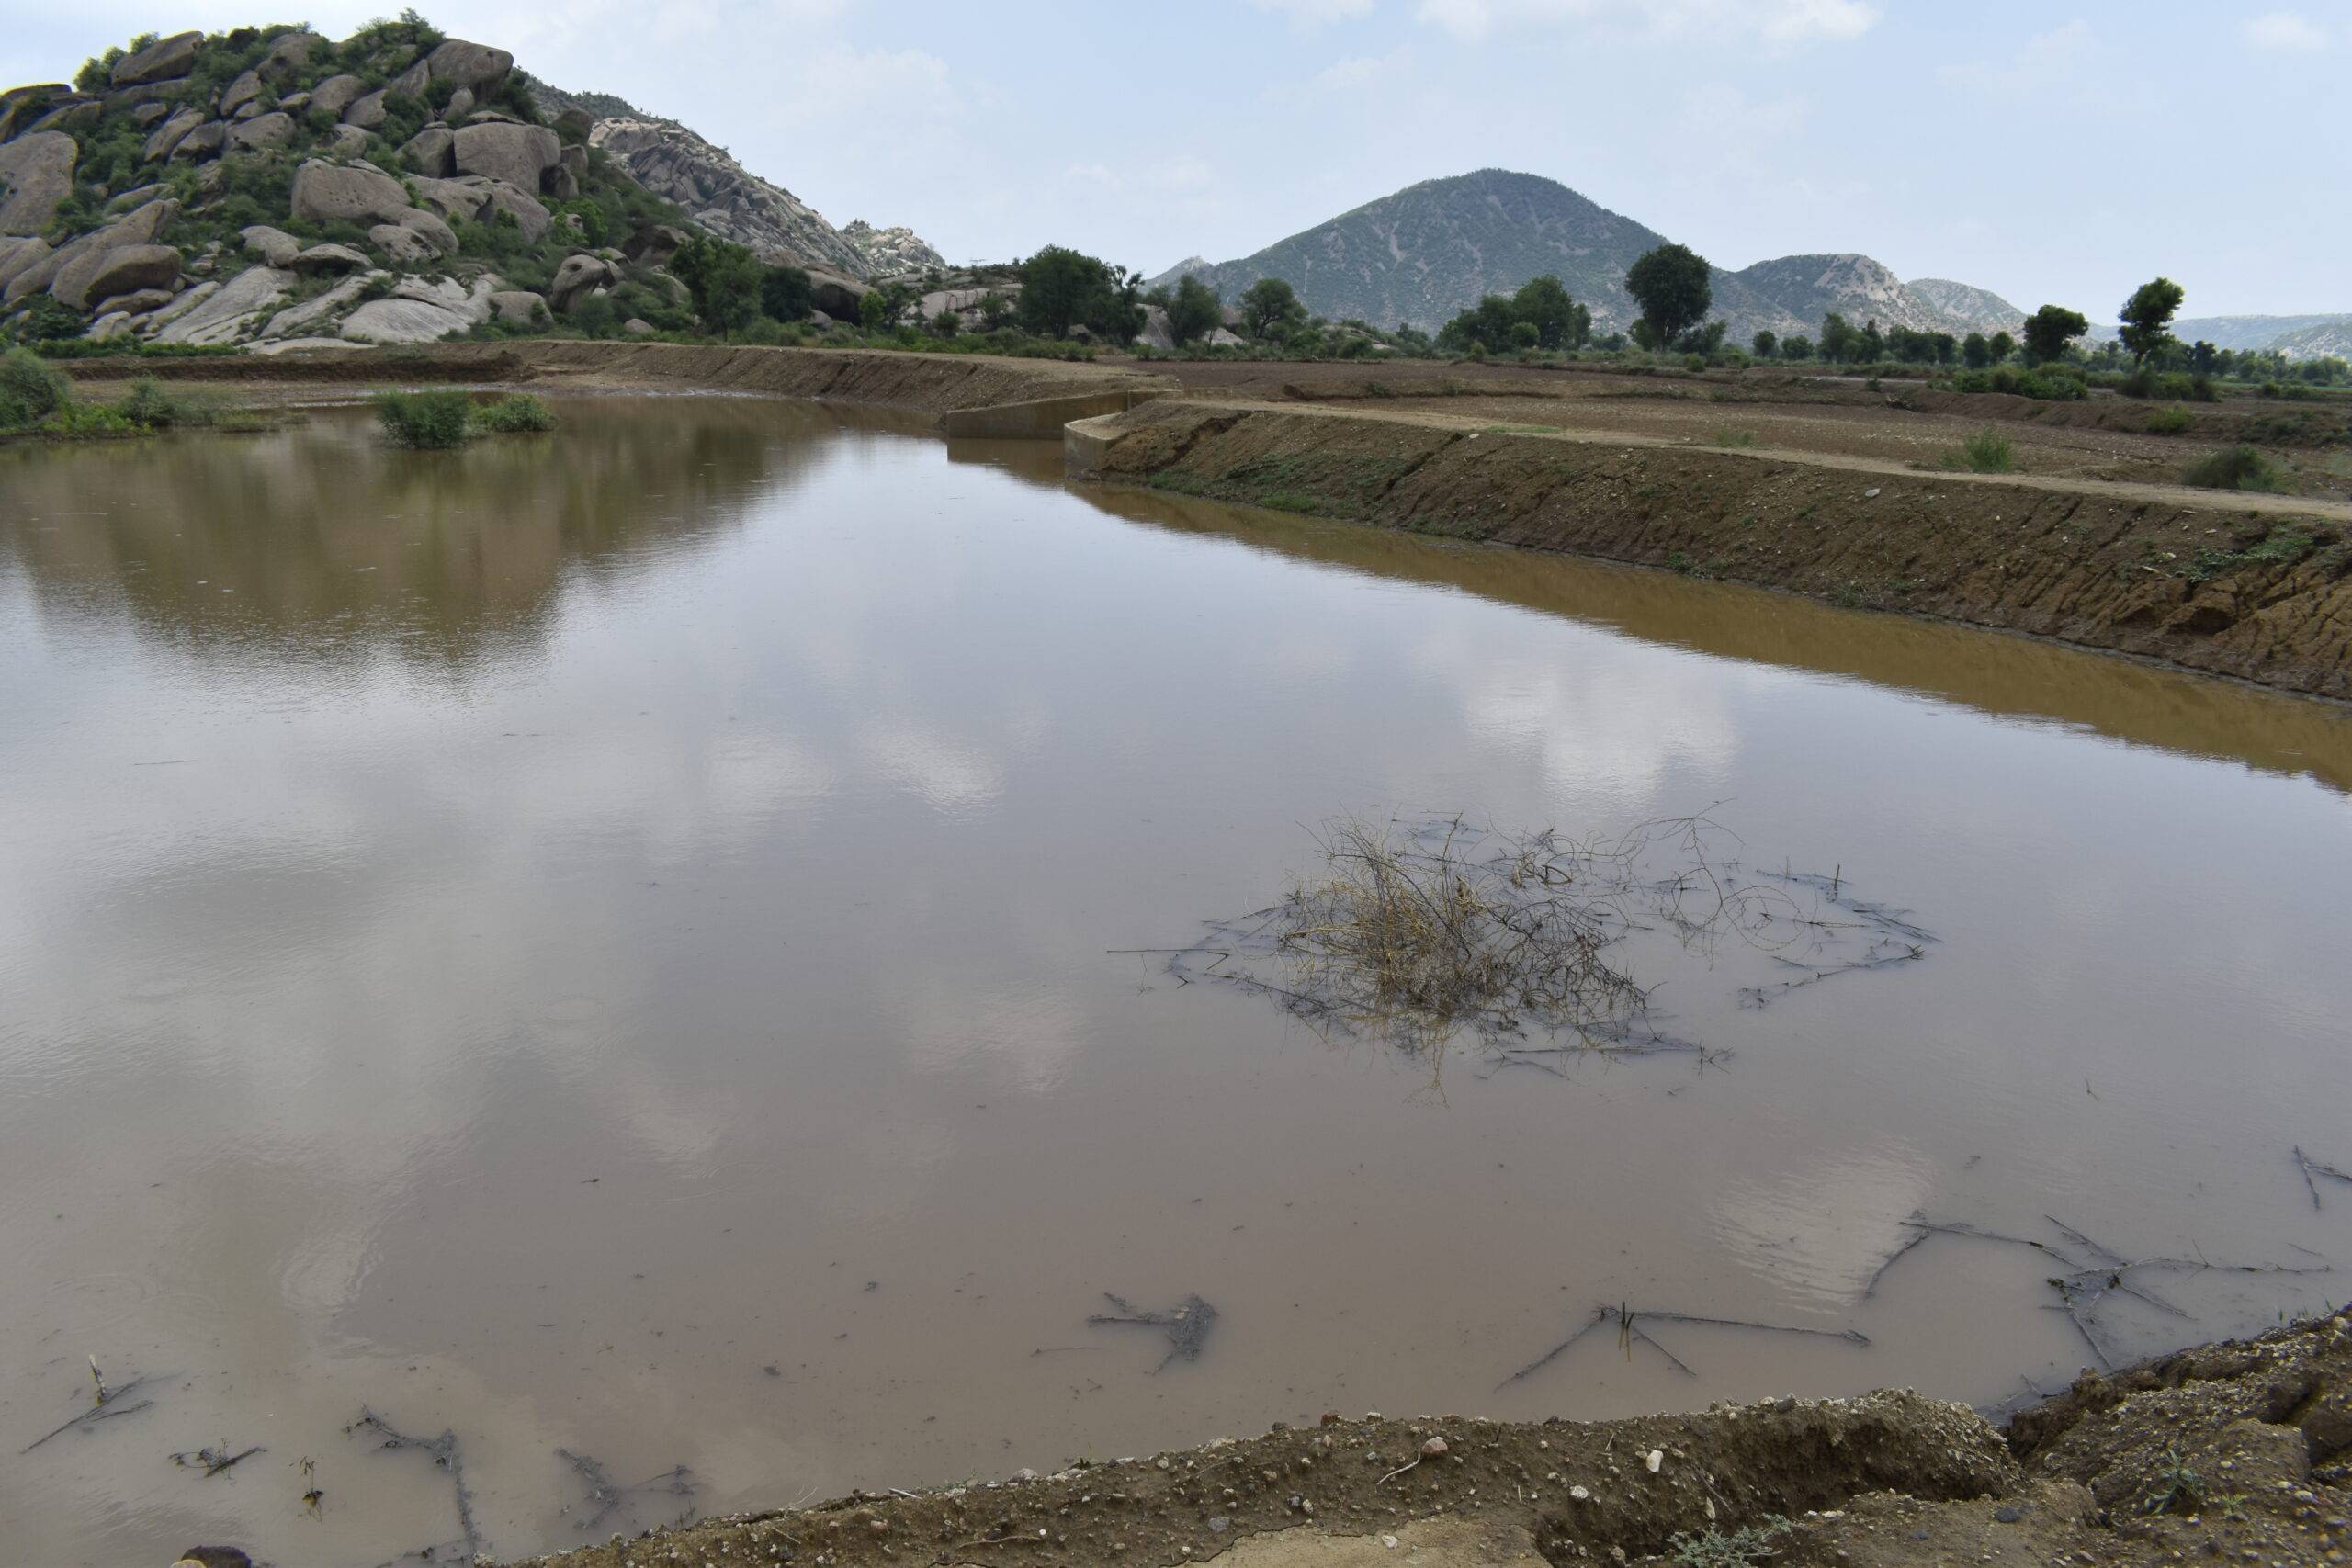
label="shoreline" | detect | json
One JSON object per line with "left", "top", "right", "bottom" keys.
{"left": 53, "top": 342, "right": 2352, "bottom": 704}
{"left": 492, "top": 1309, "right": 2352, "bottom": 1568}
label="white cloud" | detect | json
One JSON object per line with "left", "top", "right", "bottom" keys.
{"left": 1413, "top": 0, "right": 1878, "bottom": 46}
{"left": 2242, "top": 10, "right": 2331, "bottom": 49}
{"left": 1311, "top": 51, "right": 1400, "bottom": 90}
{"left": 1249, "top": 0, "right": 1378, "bottom": 24}
{"left": 1938, "top": 18, "right": 2093, "bottom": 96}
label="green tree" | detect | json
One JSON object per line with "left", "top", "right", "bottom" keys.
{"left": 1510, "top": 274, "right": 1578, "bottom": 349}
{"left": 1016, "top": 245, "right": 1141, "bottom": 342}
{"left": 2021, "top": 304, "right": 2088, "bottom": 367}
{"left": 2118, "top": 276, "right": 2186, "bottom": 367}
{"left": 1167, "top": 274, "right": 1222, "bottom": 345}
{"left": 1623, "top": 243, "right": 1712, "bottom": 354}
{"left": 1961, "top": 332, "right": 1989, "bottom": 368}
{"left": 761, "top": 265, "right": 814, "bottom": 321}
{"left": 1752, "top": 330, "right": 1777, "bottom": 359}
{"left": 1856, "top": 320, "right": 1884, "bottom": 362}
{"left": 1818, "top": 312, "right": 1857, "bottom": 363}
{"left": 670, "top": 233, "right": 763, "bottom": 333}
{"left": 1781, "top": 334, "right": 1813, "bottom": 360}
{"left": 1238, "top": 276, "right": 1308, "bottom": 341}
{"left": 1989, "top": 330, "right": 2015, "bottom": 364}
{"left": 858, "top": 289, "right": 892, "bottom": 331}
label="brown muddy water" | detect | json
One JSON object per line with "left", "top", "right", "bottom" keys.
{"left": 2, "top": 397, "right": 2348, "bottom": 1566}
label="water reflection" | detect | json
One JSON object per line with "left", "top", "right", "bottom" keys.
{"left": 0, "top": 397, "right": 854, "bottom": 670}
{"left": 2, "top": 398, "right": 2349, "bottom": 1568}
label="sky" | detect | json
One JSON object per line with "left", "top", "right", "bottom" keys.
{"left": 9, "top": 0, "right": 2349, "bottom": 317}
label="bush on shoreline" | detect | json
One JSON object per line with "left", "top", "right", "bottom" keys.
{"left": 374, "top": 389, "right": 559, "bottom": 447}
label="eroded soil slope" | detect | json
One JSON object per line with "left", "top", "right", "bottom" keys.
{"left": 1080, "top": 399, "right": 2352, "bottom": 699}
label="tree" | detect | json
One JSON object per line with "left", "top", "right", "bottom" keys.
{"left": 858, "top": 289, "right": 891, "bottom": 331}
{"left": 761, "top": 265, "right": 813, "bottom": 322}
{"left": 1752, "top": 330, "right": 1777, "bottom": 359}
{"left": 1623, "top": 243, "right": 1712, "bottom": 352}
{"left": 1017, "top": 245, "right": 1132, "bottom": 339}
{"left": 1856, "top": 319, "right": 1884, "bottom": 363}
{"left": 1818, "top": 311, "right": 1857, "bottom": 363}
{"left": 1781, "top": 334, "right": 1813, "bottom": 360}
{"left": 1989, "top": 330, "right": 2015, "bottom": 364}
{"left": 2188, "top": 339, "right": 2220, "bottom": 377}
{"left": 1238, "top": 276, "right": 1307, "bottom": 341}
{"left": 2021, "top": 304, "right": 2088, "bottom": 367}
{"left": 2118, "top": 276, "right": 2186, "bottom": 367}
{"left": 670, "top": 234, "right": 763, "bottom": 333}
{"left": 1167, "top": 274, "right": 1222, "bottom": 345}
{"left": 1962, "top": 331, "right": 1991, "bottom": 368}
{"left": 1511, "top": 274, "right": 1577, "bottom": 349}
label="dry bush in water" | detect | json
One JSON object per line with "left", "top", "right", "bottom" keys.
{"left": 1157, "top": 814, "right": 1917, "bottom": 1069}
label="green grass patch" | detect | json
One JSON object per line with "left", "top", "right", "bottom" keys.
{"left": 1956, "top": 428, "right": 2013, "bottom": 472}
{"left": 469, "top": 393, "right": 558, "bottom": 434}
{"left": 2145, "top": 406, "right": 2193, "bottom": 435}
{"left": 2181, "top": 446, "right": 2287, "bottom": 492}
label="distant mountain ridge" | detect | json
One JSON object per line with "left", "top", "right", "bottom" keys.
{"left": 2086, "top": 312, "right": 2352, "bottom": 359}
{"left": 529, "top": 83, "right": 941, "bottom": 279}
{"left": 1158, "top": 169, "right": 2030, "bottom": 343}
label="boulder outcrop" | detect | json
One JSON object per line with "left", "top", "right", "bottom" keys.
{"left": 452, "top": 121, "right": 558, "bottom": 193}
{"left": 289, "top": 160, "right": 412, "bottom": 226}
{"left": 0, "top": 131, "right": 76, "bottom": 235}
{"left": 111, "top": 31, "right": 203, "bottom": 88}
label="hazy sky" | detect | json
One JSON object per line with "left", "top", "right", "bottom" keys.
{"left": 11, "top": 1, "right": 2347, "bottom": 316}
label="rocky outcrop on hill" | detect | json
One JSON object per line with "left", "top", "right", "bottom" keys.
{"left": 575, "top": 114, "right": 872, "bottom": 276}
{"left": 1905, "top": 276, "right": 2026, "bottom": 337}
{"left": 841, "top": 219, "right": 946, "bottom": 277}
{"left": 2, "top": 20, "right": 718, "bottom": 348}
{"left": 530, "top": 82, "right": 940, "bottom": 282}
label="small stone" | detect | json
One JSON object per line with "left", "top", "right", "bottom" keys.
{"left": 1571, "top": 1485, "right": 1591, "bottom": 1500}
{"left": 1207, "top": 1517, "right": 1228, "bottom": 1534}
{"left": 1421, "top": 1438, "right": 1449, "bottom": 1458}
{"left": 1012, "top": 1468, "right": 1038, "bottom": 1483}
{"left": 1865, "top": 487, "right": 1882, "bottom": 498}
{"left": 1995, "top": 1506, "right": 2024, "bottom": 1524}
{"left": 1382, "top": 1536, "right": 1399, "bottom": 1550}
{"left": 1645, "top": 1450, "right": 1663, "bottom": 1473}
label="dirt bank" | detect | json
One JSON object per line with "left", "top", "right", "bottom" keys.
{"left": 496, "top": 1310, "right": 2352, "bottom": 1568}
{"left": 59, "top": 341, "right": 1174, "bottom": 419}
{"left": 1071, "top": 399, "right": 2352, "bottom": 700}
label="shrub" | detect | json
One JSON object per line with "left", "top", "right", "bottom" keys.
{"left": 2145, "top": 405, "right": 2193, "bottom": 435}
{"left": 470, "top": 393, "right": 556, "bottom": 434}
{"left": 1958, "top": 428, "right": 2013, "bottom": 472}
{"left": 39, "top": 401, "right": 139, "bottom": 438}
{"left": 118, "top": 378, "right": 189, "bottom": 428}
{"left": 2181, "top": 446, "right": 2286, "bottom": 492}
{"left": 374, "top": 389, "right": 473, "bottom": 447}
{"left": 0, "top": 345, "right": 72, "bottom": 429}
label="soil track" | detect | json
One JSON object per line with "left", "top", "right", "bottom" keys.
{"left": 497, "top": 1310, "right": 2352, "bottom": 1568}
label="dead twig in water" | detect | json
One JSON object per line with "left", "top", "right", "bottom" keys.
{"left": 346, "top": 1406, "right": 485, "bottom": 1564}
{"left": 20, "top": 1358, "right": 162, "bottom": 1453}
{"left": 1087, "top": 1293, "right": 1218, "bottom": 1371}
{"left": 172, "top": 1440, "right": 265, "bottom": 1478}
{"left": 2295, "top": 1147, "right": 2352, "bottom": 1210}
{"left": 556, "top": 1447, "right": 696, "bottom": 1531}
{"left": 1498, "top": 1303, "right": 1867, "bottom": 1391}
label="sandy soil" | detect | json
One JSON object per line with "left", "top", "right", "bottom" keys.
{"left": 490, "top": 1310, "right": 2352, "bottom": 1568}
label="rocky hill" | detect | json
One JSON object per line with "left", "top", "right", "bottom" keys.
{"left": 0, "top": 19, "right": 742, "bottom": 349}
{"left": 1159, "top": 168, "right": 2026, "bottom": 343}
{"left": 2087, "top": 312, "right": 2352, "bottom": 360}
{"left": 1905, "top": 276, "right": 2026, "bottom": 336}
{"left": 528, "top": 83, "right": 939, "bottom": 281}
